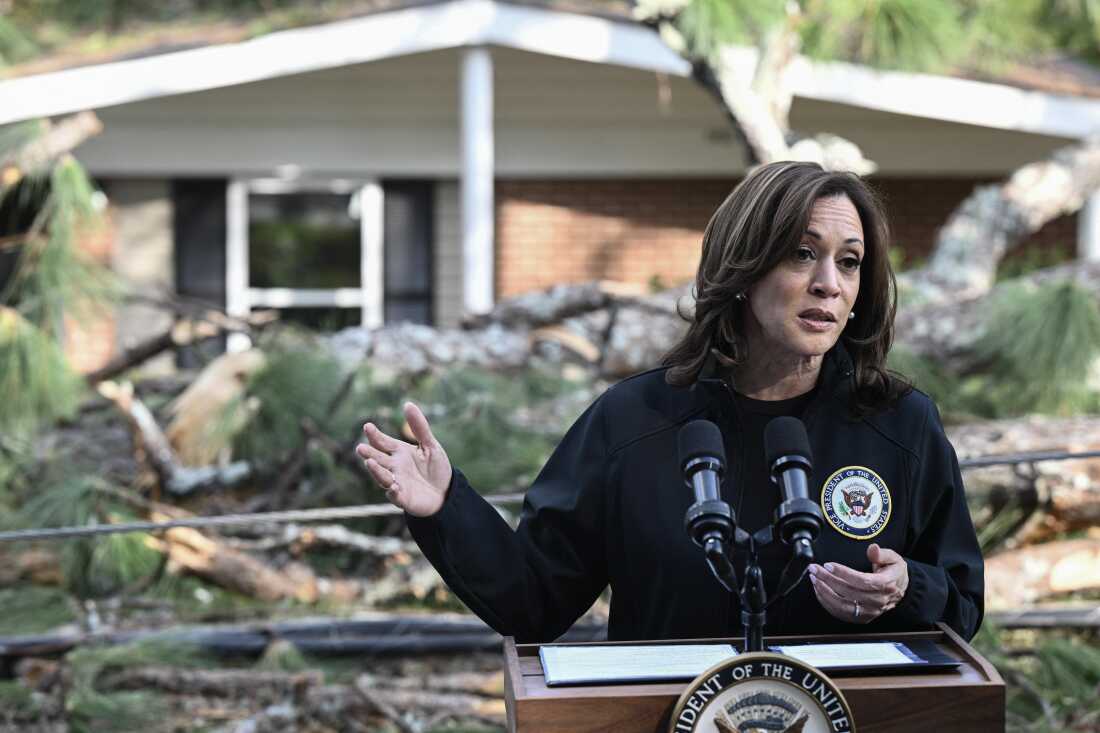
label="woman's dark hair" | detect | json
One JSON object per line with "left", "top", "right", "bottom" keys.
{"left": 662, "top": 161, "right": 909, "bottom": 413}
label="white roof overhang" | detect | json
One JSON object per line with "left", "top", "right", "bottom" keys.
{"left": 0, "top": 0, "right": 689, "bottom": 126}
{"left": 2, "top": 0, "right": 1100, "bottom": 140}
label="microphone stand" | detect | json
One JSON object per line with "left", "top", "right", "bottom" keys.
{"left": 685, "top": 498, "right": 819, "bottom": 653}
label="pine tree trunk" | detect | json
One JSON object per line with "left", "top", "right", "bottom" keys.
{"left": 900, "top": 137, "right": 1100, "bottom": 305}
{"left": 985, "top": 539, "right": 1100, "bottom": 608}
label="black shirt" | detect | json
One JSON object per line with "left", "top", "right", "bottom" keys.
{"left": 728, "top": 385, "right": 819, "bottom": 633}
{"left": 731, "top": 385, "right": 819, "bottom": 534}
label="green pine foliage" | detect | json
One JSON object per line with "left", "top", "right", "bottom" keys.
{"left": 885, "top": 345, "right": 958, "bottom": 406}
{"left": 403, "top": 366, "right": 580, "bottom": 494}
{"left": 0, "top": 305, "right": 83, "bottom": 435}
{"left": 227, "top": 335, "right": 581, "bottom": 506}
{"left": 1036, "top": 0, "right": 1100, "bottom": 64}
{"left": 0, "top": 14, "right": 37, "bottom": 65}
{"left": 0, "top": 138, "right": 117, "bottom": 436}
{"left": 0, "top": 585, "right": 78, "bottom": 634}
{"left": 66, "top": 640, "right": 213, "bottom": 733}
{"left": 801, "top": 0, "right": 967, "bottom": 72}
{"left": 230, "top": 343, "right": 349, "bottom": 462}
{"left": 7, "top": 157, "right": 119, "bottom": 326}
{"left": 972, "top": 281, "right": 1100, "bottom": 415}
{"left": 974, "top": 625, "right": 1100, "bottom": 731}
{"left": 15, "top": 476, "right": 161, "bottom": 600}
{"left": 674, "top": 0, "right": 783, "bottom": 60}
{"left": 890, "top": 281, "right": 1100, "bottom": 421}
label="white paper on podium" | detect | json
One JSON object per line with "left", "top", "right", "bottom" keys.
{"left": 770, "top": 642, "right": 917, "bottom": 668}
{"left": 540, "top": 644, "right": 737, "bottom": 686}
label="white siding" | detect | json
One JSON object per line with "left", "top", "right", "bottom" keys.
{"left": 790, "top": 98, "right": 1073, "bottom": 175}
{"left": 107, "top": 179, "right": 175, "bottom": 372}
{"left": 75, "top": 47, "right": 743, "bottom": 177}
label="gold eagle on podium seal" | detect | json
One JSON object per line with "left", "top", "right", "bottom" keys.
{"left": 667, "top": 652, "right": 854, "bottom": 733}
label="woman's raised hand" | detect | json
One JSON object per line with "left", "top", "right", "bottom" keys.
{"left": 356, "top": 402, "right": 453, "bottom": 517}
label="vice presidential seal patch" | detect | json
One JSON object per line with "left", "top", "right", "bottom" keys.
{"left": 668, "top": 652, "right": 855, "bottom": 732}
{"left": 821, "top": 466, "right": 891, "bottom": 540}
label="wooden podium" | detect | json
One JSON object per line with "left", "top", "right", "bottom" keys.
{"left": 503, "top": 624, "right": 1004, "bottom": 732}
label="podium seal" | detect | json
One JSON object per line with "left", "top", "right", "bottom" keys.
{"left": 668, "top": 652, "right": 855, "bottom": 732}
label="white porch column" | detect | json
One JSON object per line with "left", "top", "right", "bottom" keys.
{"left": 1078, "top": 192, "right": 1100, "bottom": 263}
{"left": 460, "top": 46, "right": 495, "bottom": 315}
{"left": 360, "top": 180, "right": 385, "bottom": 328}
{"left": 225, "top": 180, "right": 251, "bottom": 352}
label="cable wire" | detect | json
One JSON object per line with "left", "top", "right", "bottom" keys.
{"left": 2, "top": 447, "right": 1097, "bottom": 544}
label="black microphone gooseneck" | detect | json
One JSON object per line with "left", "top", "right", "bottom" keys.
{"left": 679, "top": 420, "right": 738, "bottom": 594}
{"left": 764, "top": 417, "right": 824, "bottom": 563}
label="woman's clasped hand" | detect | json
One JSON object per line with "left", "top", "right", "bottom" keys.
{"left": 809, "top": 543, "right": 909, "bottom": 624}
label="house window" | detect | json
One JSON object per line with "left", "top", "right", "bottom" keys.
{"left": 224, "top": 178, "right": 433, "bottom": 351}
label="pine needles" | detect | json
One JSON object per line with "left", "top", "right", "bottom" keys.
{"left": 890, "top": 281, "right": 1100, "bottom": 421}
{"left": 0, "top": 304, "right": 83, "bottom": 435}
{"left": 973, "top": 280, "right": 1100, "bottom": 415}
{"left": 66, "top": 640, "right": 213, "bottom": 733}
{"left": 974, "top": 625, "right": 1100, "bottom": 732}
{"left": 0, "top": 133, "right": 116, "bottom": 436}
{"left": 14, "top": 476, "right": 161, "bottom": 600}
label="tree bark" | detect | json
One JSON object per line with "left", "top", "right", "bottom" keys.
{"left": 0, "top": 112, "right": 102, "bottom": 186}
{"left": 97, "top": 379, "right": 253, "bottom": 496}
{"left": 99, "top": 666, "right": 324, "bottom": 699}
{"left": 144, "top": 515, "right": 362, "bottom": 603}
{"left": 900, "top": 136, "right": 1100, "bottom": 305}
{"left": 985, "top": 538, "right": 1100, "bottom": 609}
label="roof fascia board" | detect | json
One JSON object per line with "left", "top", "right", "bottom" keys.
{"left": 0, "top": 0, "right": 690, "bottom": 126}
{"left": 720, "top": 46, "right": 1100, "bottom": 140}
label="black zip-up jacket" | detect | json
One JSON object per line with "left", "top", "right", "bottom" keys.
{"left": 407, "top": 345, "right": 984, "bottom": 643}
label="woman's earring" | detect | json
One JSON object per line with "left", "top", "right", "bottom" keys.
{"left": 848, "top": 311, "right": 855, "bottom": 320}
{"left": 735, "top": 292, "right": 746, "bottom": 302}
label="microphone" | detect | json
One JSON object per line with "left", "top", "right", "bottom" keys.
{"left": 678, "top": 419, "right": 725, "bottom": 508}
{"left": 678, "top": 420, "right": 737, "bottom": 592}
{"left": 764, "top": 417, "right": 823, "bottom": 561}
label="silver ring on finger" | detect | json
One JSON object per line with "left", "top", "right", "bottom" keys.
{"left": 853, "top": 600, "right": 861, "bottom": 620}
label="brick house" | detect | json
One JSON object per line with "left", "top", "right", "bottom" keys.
{"left": 3, "top": 0, "right": 1099, "bottom": 369}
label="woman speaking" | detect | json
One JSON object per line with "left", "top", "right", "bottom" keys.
{"left": 355, "top": 161, "right": 984, "bottom": 644}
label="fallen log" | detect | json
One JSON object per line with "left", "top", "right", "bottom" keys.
{"left": 0, "top": 548, "right": 62, "bottom": 586}
{"left": 0, "top": 614, "right": 606, "bottom": 661}
{"left": 355, "top": 679, "right": 419, "bottom": 733}
{"left": 224, "top": 523, "right": 420, "bottom": 557}
{"left": 466, "top": 280, "right": 647, "bottom": 329}
{"left": 357, "top": 670, "right": 503, "bottom": 697}
{"left": 98, "top": 380, "right": 252, "bottom": 496}
{"left": 355, "top": 675, "right": 505, "bottom": 722}
{"left": 985, "top": 538, "right": 1100, "bottom": 609}
{"left": 145, "top": 515, "right": 362, "bottom": 603}
{"left": 0, "top": 112, "right": 103, "bottom": 186}
{"left": 84, "top": 318, "right": 220, "bottom": 386}
{"left": 986, "top": 604, "right": 1100, "bottom": 629}
{"left": 949, "top": 416, "right": 1100, "bottom": 545}
{"left": 100, "top": 666, "right": 323, "bottom": 700}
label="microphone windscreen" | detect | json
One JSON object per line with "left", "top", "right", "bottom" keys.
{"left": 678, "top": 420, "right": 726, "bottom": 468}
{"left": 764, "top": 416, "right": 812, "bottom": 466}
